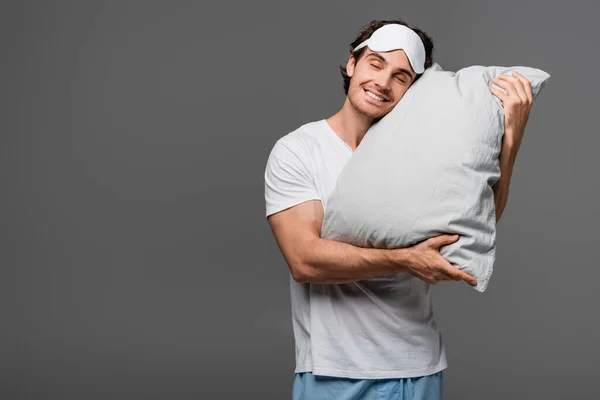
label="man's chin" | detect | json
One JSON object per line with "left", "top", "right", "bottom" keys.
{"left": 349, "top": 96, "right": 390, "bottom": 120}
{"left": 358, "top": 106, "right": 388, "bottom": 120}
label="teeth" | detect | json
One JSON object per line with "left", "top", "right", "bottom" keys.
{"left": 366, "top": 90, "right": 385, "bottom": 102}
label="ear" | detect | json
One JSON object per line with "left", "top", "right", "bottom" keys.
{"left": 346, "top": 54, "right": 356, "bottom": 78}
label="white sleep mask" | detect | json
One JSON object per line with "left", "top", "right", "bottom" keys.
{"left": 353, "top": 24, "right": 426, "bottom": 74}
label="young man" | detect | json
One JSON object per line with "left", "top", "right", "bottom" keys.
{"left": 264, "top": 19, "right": 534, "bottom": 400}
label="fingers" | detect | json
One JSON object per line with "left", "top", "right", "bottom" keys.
{"left": 493, "top": 75, "right": 524, "bottom": 103}
{"left": 425, "top": 268, "right": 458, "bottom": 284}
{"left": 493, "top": 72, "right": 533, "bottom": 105}
{"left": 414, "top": 234, "right": 479, "bottom": 286}
{"left": 426, "top": 234, "right": 460, "bottom": 249}
{"left": 448, "top": 267, "right": 478, "bottom": 286}
{"left": 422, "top": 270, "right": 475, "bottom": 286}
{"left": 439, "top": 271, "right": 461, "bottom": 282}
{"left": 425, "top": 271, "right": 477, "bottom": 286}
{"left": 512, "top": 71, "right": 534, "bottom": 103}
{"left": 417, "top": 258, "right": 477, "bottom": 286}
{"left": 438, "top": 258, "right": 478, "bottom": 286}
{"left": 489, "top": 85, "right": 508, "bottom": 104}
{"left": 498, "top": 74, "right": 528, "bottom": 103}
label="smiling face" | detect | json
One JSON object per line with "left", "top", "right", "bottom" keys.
{"left": 345, "top": 48, "right": 416, "bottom": 120}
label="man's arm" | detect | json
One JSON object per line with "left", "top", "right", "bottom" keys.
{"left": 267, "top": 199, "right": 477, "bottom": 286}
{"left": 493, "top": 141, "right": 518, "bottom": 223}
{"left": 489, "top": 71, "right": 535, "bottom": 223}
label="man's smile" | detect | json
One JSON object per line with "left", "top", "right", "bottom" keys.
{"left": 363, "top": 88, "right": 390, "bottom": 103}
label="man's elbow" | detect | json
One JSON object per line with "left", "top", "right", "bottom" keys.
{"left": 285, "top": 240, "right": 319, "bottom": 283}
{"left": 289, "top": 261, "right": 314, "bottom": 283}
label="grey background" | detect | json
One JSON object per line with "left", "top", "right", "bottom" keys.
{"left": 1, "top": 0, "right": 598, "bottom": 399}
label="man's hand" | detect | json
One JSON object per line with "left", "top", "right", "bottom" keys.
{"left": 489, "top": 71, "right": 535, "bottom": 222}
{"left": 489, "top": 71, "right": 534, "bottom": 154}
{"left": 402, "top": 235, "right": 478, "bottom": 286}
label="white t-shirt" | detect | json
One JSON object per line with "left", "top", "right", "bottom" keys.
{"left": 264, "top": 119, "right": 447, "bottom": 379}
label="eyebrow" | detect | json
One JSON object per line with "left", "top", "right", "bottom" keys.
{"left": 366, "top": 53, "right": 415, "bottom": 81}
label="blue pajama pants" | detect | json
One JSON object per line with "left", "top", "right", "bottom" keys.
{"left": 292, "top": 370, "right": 444, "bottom": 400}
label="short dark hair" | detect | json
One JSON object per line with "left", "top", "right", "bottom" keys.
{"left": 339, "top": 19, "right": 435, "bottom": 95}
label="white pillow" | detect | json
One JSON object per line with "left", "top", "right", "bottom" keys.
{"left": 320, "top": 63, "right": 550, "bottom": 292}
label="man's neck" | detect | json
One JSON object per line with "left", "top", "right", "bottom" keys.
{"left": 326, "top": 98, "right": 378, "bottom": 151}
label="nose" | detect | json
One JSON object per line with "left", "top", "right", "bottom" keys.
{"left": 373, "top": 72, "right": 392, "bottom": 92}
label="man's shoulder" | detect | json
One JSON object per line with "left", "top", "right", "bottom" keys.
{"left": 275, "top": 119, "right": 326, "bottom": 150}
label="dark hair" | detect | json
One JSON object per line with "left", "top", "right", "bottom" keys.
{"left": 339, "top": 19, "right": 435, "bottom": 95}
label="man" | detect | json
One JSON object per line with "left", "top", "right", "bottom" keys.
{"left": 264, "top": 19, "right": 533, "bottom": 400}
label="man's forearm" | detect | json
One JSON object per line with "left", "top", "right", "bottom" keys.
{"left": 295, "top": 237, "right": 411, "bottom": 284}
{"left": 493, "top": 175, "right": 510, "bottom": 223}
{"left": 494, "top": 136, "right": 520, "bottom": 223}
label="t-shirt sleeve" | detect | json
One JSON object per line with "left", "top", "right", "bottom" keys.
{"left": 264, "top": 138, "right": 321, "bottom": 217}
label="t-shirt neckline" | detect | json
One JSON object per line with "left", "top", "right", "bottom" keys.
{"left": 323, "top": 119, "right": 353, "bottom": 153}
